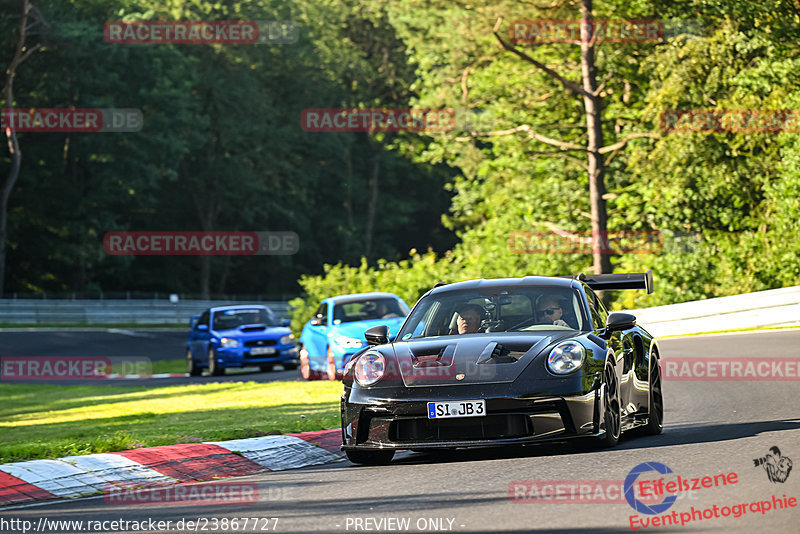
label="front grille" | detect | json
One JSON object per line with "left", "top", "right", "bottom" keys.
{"left": 244, "top": 339, "right": 277, "bottom": 347}
{"left": 389, "top": 414, "right": 532, "bottom": 442}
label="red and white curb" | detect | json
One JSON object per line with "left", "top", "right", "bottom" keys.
{"left": 0, "top": 429, "right": 342, "bottom": 507}
{"left": 102, "top": 373, "right": 188, "bottom": 379}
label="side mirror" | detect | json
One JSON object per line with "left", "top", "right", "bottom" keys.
{"left": 196, "top": 324, "right": 208, "bottom": 331}
{"left": 281, "top": 319, "right": 291, "bottom": 327}
{"left": 365, "top": 325, "right": 389, "bottom": 346}
{"left": 310, "top": 315, "right": 325, "bottom": 326}
{"left": 604, "top": 312, "right": 636, "bottom": 335}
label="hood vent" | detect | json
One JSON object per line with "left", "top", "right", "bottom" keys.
{"left": 410, "top": 344, "right": 456, "bottom": 367}
{"left": 477, "top": 342, "right": 530, "bottom": 364}
{"left": 239, "top": 323, "right": 267, "bottom": 332}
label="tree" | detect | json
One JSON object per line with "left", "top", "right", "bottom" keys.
{"left": 1, "top": 0, "right": 45, "bottom": 296}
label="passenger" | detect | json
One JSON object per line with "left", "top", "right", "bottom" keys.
{"left": 536, "top": 296, "right": 570, "bottom": 327}
{"left": 455, "top": 303, "right": 484, "bottom": 334}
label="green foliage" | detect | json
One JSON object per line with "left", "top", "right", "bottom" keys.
{"left": 289, "top": 0, "right": 800, "bottom": 323}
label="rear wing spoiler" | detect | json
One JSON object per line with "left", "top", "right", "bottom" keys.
{"left": 573, "top": 270, "right": 654, "bottom": 294}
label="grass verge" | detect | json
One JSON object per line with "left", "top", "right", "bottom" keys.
{"left": 657, "top": 325, "right": 800, "bottom": 339}
{"left": 0, "top": 380, "right": 342, "bottom": 464}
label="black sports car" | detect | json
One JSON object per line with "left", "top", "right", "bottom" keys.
{"left": 340, "top": 271, "right": 663, "bottom": 465}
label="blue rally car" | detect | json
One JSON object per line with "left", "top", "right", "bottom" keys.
{"left": 186, "top": 305, "right": 299, "bottom": 376}
{"left": 298, "top": 292, "right": 410, "bottom": 381}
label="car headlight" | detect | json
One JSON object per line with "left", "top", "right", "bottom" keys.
{"left": 335, "top": 336, "right": 364, "bottom": 349}
{"left": 279, "top": 334, "right": 295, "bottom": 345}
{"left": 219, "top": 337, "right": 239, "bottom": 348}
{"left": 547, "top": 341, "right": 585, "bottom": 374}
{"left": 354, "top": 352, "right": 385, "bottom": 386}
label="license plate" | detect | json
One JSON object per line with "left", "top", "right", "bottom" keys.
{"left": 427, "top": 400, "right": 485, "bottom": 419}
{"left": 250, "top": 347, "right": 277, "bottom": 355}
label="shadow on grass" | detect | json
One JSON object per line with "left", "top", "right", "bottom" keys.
{"left": 0, "top": 380, "right": 333, "bottom": 418}
{"left": 0, "top": 402, "right": 341, "bottom": 463}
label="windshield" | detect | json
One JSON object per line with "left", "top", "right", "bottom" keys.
{"left": 211, "top": 308, "right": 278, "bottom": 329}
{"left": 396, "top": 286, "right": 587, "bottom": 340}
{"left": 332, "top": 298, "right": 410, "bottom": 324}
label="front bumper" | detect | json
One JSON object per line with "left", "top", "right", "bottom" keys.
{"left": 341, "top": 383, "right": 603, "bottom": 451}
{"left": 216, "top": 345, "right": 299, "bottom": 367}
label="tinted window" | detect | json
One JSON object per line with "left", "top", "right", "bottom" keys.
{"left": 586, "top": 290, "right": 606, "bottom": 330}
{"left": 396, "top": 286, "right": 586, "bottom": 340}
{"left": 212, "top": 308, "right": 277, "bottom": 329}
{"left": 332, "top": 298, "right": 409, "bottom": 324}
{"left": 198, "top": 311, "right": 210, "bottom": 327}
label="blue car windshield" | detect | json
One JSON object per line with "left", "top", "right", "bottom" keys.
{"left": 332, "top": 298, "right": 409, "bottom": 324}
{"left": 212, "top": 308, "right": 278, "bottom": 330}
{"left": 396, "top": 286, "right": 587, "bottom": 340}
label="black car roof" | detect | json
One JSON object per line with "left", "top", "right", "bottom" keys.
{"left": 428, "top": 276, "right": 579, "bottom": 296}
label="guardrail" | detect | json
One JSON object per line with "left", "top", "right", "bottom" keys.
{"left": 626, "top": 285, "right": 800, "bottom": 337}
{"left": 0, "top": 300, "right": 291, "bottom": 325}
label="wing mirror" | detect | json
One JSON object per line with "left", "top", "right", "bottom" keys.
{"left": 365, "top": 325, "right": 389, "bottom": 346}
{"left": 310, "top": 315, "right": 325, "bottom": 326}
{"left": 281, "top": 319, "right": 291, "bottom": 327}
{"left": 196, "top": 324, "right": 208, "bottom": 331}
{"left": 603, "top": 312, "right": 636, "bottom": 337}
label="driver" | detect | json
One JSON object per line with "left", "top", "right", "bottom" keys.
{"left": 536, "top": 296, "right": 570, "bottom": 327}
{"left": 455, "top": 303, "right": 484, "bottom": 334}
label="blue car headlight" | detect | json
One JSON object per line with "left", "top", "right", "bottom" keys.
{"left": 335, "top": 336, "right": 364, "bottom": 349}
{"left": 280, "top": 334, "right": 295, "bottom": 345}
{"left": 547, "top": 341, "right": 585, "bottom": 374}
{"left": 219, "top": 337, "right": 240, "bottom": 348}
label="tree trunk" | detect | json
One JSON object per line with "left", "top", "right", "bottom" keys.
{"left": 1, "top": 0, "right": 40, "bottom": 297}
{"left": 0, "top": 128, "right": 21, "bottom": 297}
{"left": 580, "top": 0, "right": 612, "bottom": 277}
{"left": 364, "top": 155, "right": 380, "bottom": 258}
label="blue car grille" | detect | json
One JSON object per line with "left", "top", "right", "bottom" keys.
{"left": 244, "top": 339, "right": 277, "bottom": 347}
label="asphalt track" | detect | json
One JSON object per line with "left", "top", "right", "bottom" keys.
{"left": 0, "top": 329, "right": 302, "bottom": 385}
{"left": 1, "top": 330, "right": 799, "bottom": 533}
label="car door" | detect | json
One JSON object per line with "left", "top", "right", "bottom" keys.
{"left": 191, "top": 310, "right": 211, "bottom": 358}
{"left": 305, "top": 302, "right": 330, "bottom": 366}
{"left": 587, "top": 289, "right": 641, "bottom": 419}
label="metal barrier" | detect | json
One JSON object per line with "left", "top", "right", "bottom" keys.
{"left": 626, "top": 285, "right": 800, "bottom": 337}
{"left": 0, "top": 300, "right": 291, "bottom": 325}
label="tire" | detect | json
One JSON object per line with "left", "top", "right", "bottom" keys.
{"left": 326, "top": 346, "right": 342, "bottom": 381}
{"left": 346, "top": 449, "right": 395, "bottom": 466}
{"left": 259, "top": 363, "right": 274, "bottom": 373}
{"left": 187, "top": 349, "right": 202, "bottom": 376}
{"left": 596, "top": 363, "right": 622, "bottom": 448}
{"left": 208, "top": 347, "right": 225, "bottom": 376}
{"left": 299, "top": 348, "right": 322, "bottom": 381}
{"left": 643, "top": 353, "right": 664, "bottom": 435}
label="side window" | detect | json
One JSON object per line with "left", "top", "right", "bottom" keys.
{"left": 586, "top": 291, "right": 605, "bottom": 330}
{"left": 595, "top": 292, "right": 609, "bottom": 325}
{"left": 198, "top": 311, "right": 210, "bottom": 328}
{"left": 316, "top": 303, "right": 328, "bottom": 323}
